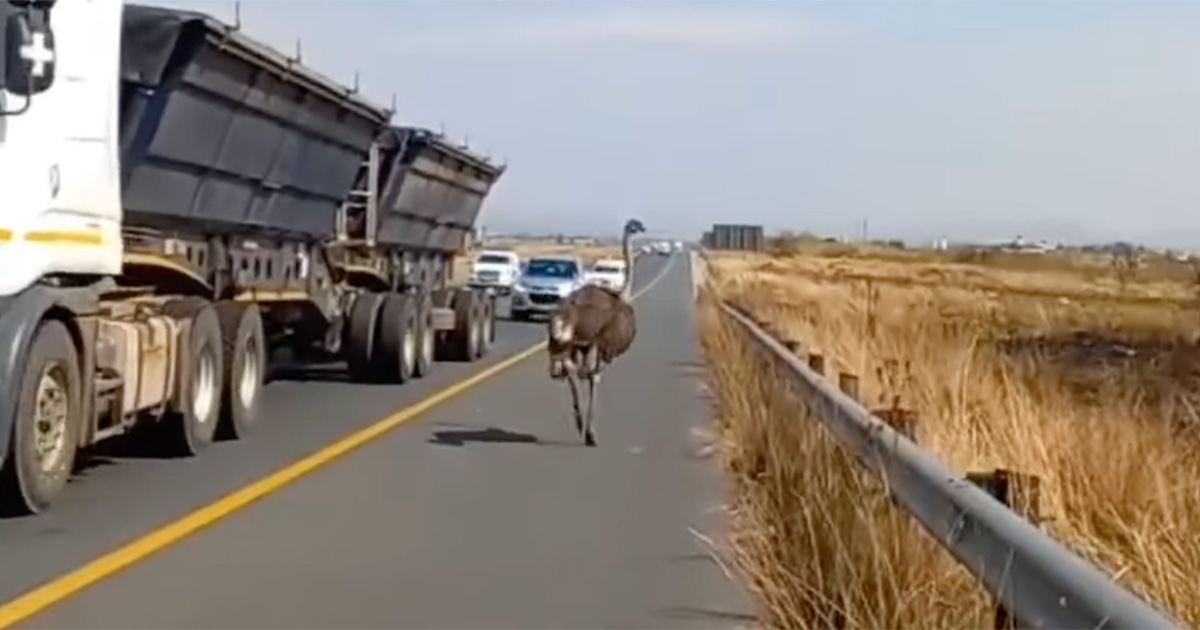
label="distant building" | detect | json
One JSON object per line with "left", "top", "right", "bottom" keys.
{"left": 705, "top": 224, "right": 765, "bottom": 251}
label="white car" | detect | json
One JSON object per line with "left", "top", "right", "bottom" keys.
{"left": 586, "top": 259, "right": 628, "bottom": 291}
{"left": 468, "top": 250, "right": 521, "bottom": 295}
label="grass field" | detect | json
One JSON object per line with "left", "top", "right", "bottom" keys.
{"left": 699, "top": 247, "right": 1200, "bottom": 628}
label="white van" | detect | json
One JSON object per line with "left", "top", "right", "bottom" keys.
{"left": 469, "top": 250, "right": 522, "bottom": 295}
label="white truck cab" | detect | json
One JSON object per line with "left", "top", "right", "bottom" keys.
{"left": 468, "top": 249, "right": 521, "bottom": 295}
{"left": 0, "top": 0, "right": 124, "bottom": 299}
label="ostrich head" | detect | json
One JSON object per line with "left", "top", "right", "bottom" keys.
{"left": 625, "top": 218, "right": 646, "bottom": 236}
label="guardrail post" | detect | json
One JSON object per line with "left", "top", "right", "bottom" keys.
{"left": 966, "top": 468, "right": 1043, "bottom": 629}
{"left": 808, "top": 353, "right": 825, "bottom": 375}
{"left": 838, "top": 372, "right": 860, "bottom": 400}
{"left": 783, "top": 339, "right": 803, "bottom": 355}
{"left": 873, "top": 407, "right": 919, "bottom": 443}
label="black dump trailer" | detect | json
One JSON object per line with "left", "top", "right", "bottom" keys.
{"left": 116, "top": 3, "right": 506, "bottom": 384}
{"left": 0, "top": 2, "right": 509, "bottom": 517}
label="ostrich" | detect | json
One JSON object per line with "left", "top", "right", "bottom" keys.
{"left": 547, "top": 218, "right": 647, "bottom": 446}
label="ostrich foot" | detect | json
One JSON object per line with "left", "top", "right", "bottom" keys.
{"left": 584, "top": 428, "right": 597, "bottom": 447}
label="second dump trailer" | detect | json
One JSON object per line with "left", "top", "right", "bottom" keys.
{"left": 0, "top": 1, "right": 506, "bottom": 515}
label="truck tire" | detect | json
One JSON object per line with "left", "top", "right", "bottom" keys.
{"left": 480, "top": 296, "right": 494, "bottom": 348}
{"left": 449, "top": 289, "right": 480, "bottom": 362}
{"left": 345, "top": 292, "right": 385, "bottom": 383}
{"left": 0, "top": 319, "right": 81, "bottom": 515}
{"left": 375, "top": 293, "right": 417, "bottom": 384}
{"left": 473, "top": 296, "right": 491, "bottom": 359}
{"left": 413, "top": 292, "right": 435, "bottom": 378}
{"left": 214, "top": 301, "right": 265, "bottom": 441}
{"left": 161, "top": 298, "right": 224, "bottom": 457}
{"left": 485, "top": 295, "right": 497, "bottom": 344}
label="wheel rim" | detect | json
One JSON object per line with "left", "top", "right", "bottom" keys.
{"left": 193, "top": 342, "right": 217, "bottom": 423}
{"left": 403, "top": 324, "right": 416, "bottom": 374}
{"left": 238, "top": 336, "right": 260, "bottom": 410}
{"left": 33, "top": 363, "right": 70, "bottom": 475}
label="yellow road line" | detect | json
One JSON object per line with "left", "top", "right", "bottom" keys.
{"left": 0, "top": 253, "right": 677, "bottom": 628}
{"left": 24, "top": 230, "right": 106, "bottom": 245}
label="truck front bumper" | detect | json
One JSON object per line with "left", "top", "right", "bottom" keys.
{"left": 467, "top": 280, "right": 514, "bottom": 295}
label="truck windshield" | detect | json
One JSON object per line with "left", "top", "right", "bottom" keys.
{"left": 476, "top": 254, "right": 511, "bottom": 264}
{"left": 526, "top": 260, "right": 578, "bottom": 278}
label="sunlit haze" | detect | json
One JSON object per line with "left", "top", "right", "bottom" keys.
{"left": 142, "top": 0, "right": 1200, "bottom": 247}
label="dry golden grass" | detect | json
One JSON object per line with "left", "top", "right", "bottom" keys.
{"left": 700, "top": 247, "right": 1200, "bottom": 629}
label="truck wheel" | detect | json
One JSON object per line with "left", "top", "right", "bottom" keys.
{"left": 413, "top": 292, "right": 435, "bottom": 378}
{"left": 472, "top": 297, "right": 491, "bottom": 359}
{"left": 375, "top": 293, "right": 417, "bottom": 384}
{"left": 345, "top": 292, "right": 385, "bottom": 383}
{"left": 449, "top": 288, "right": 479, "bottom": 362}
{"left": 0, "top": 319, "right": 82, "bottom": 515}
{"left": 161, "top": 298, "right": 224, "bottom": 457}
{"left": 214, "top": 302, "right": 265, "bottom": 441}
{"left": 485, "top": 296, "right": 497, "bottom": 344}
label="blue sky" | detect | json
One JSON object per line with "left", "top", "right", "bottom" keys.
{"left": 144, "top": 0, "right": 1200, "bottom": 247}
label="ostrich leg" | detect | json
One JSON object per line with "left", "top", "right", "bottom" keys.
{"left": 582, "top": 371, "right": 600, "bottom": 447}
{"left": 564, "top": 370, "right": 585, "bottom": 436}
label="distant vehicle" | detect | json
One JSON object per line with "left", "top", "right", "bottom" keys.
{"left": 469, "top": 250, "right": 521, "bottom": 295}
{"left": 639, "top": 244, "right": 653, "bottom": 255}
{"left": 586, "top": 258, "right": 628, "bottom": 291}
{"left": 653, "top": 241, "right": 672, "bottom": 256}
{"left": 673, "top": 241, "right": 684, "bottom": 253}
{"left": 511, "top": 256, "right": 587, "bottom": 321}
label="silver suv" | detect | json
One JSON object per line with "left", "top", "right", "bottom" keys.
{"left": 510, "top": 255, "right": 586, "bottom": 321}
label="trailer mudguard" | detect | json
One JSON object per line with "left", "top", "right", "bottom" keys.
{"left": 0, "top": 287, "right": 62, "bottom": 469}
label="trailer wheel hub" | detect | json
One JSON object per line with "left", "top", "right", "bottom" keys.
{"left": 468, "top": 314, "right": 480, "bottom": 354}
{"left": 403, "top": 327, "right": 416, "bottom": 374}
{"left": 33, "top": 364, "right": 70, "bottom": 474}
{"left": 239, "top": 335, "right": 261, "bottom": 409}
{"left": 193, "top": 343, "right": 218, "bottom": 424}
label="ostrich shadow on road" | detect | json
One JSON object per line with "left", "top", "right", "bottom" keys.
{"left": 427, "top": 423, "right": 582, "bottom": 448}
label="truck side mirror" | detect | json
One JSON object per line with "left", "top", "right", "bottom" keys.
{"left": 3, "top": 4, "right": 56, "bottom": 100}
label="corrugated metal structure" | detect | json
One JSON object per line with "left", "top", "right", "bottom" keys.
{"left": 369, "top": 127, "right": 506, "bottom": 255}
{"left": 704, "top": 224, "right": 764, "bottom": 252}
{"left": 118, "top": 4, "right": 392, "bottom": 240}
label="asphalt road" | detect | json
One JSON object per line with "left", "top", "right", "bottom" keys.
{"left": 0, "top": 253, "right": 754, "bottom": 629}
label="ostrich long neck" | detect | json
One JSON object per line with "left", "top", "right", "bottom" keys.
{"left": 619, "top": 227, "right": 635, "bottom": 300}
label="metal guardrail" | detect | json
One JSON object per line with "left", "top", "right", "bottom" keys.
{"left": 690, "top": 249, "right": 1184, "bottom": 630}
